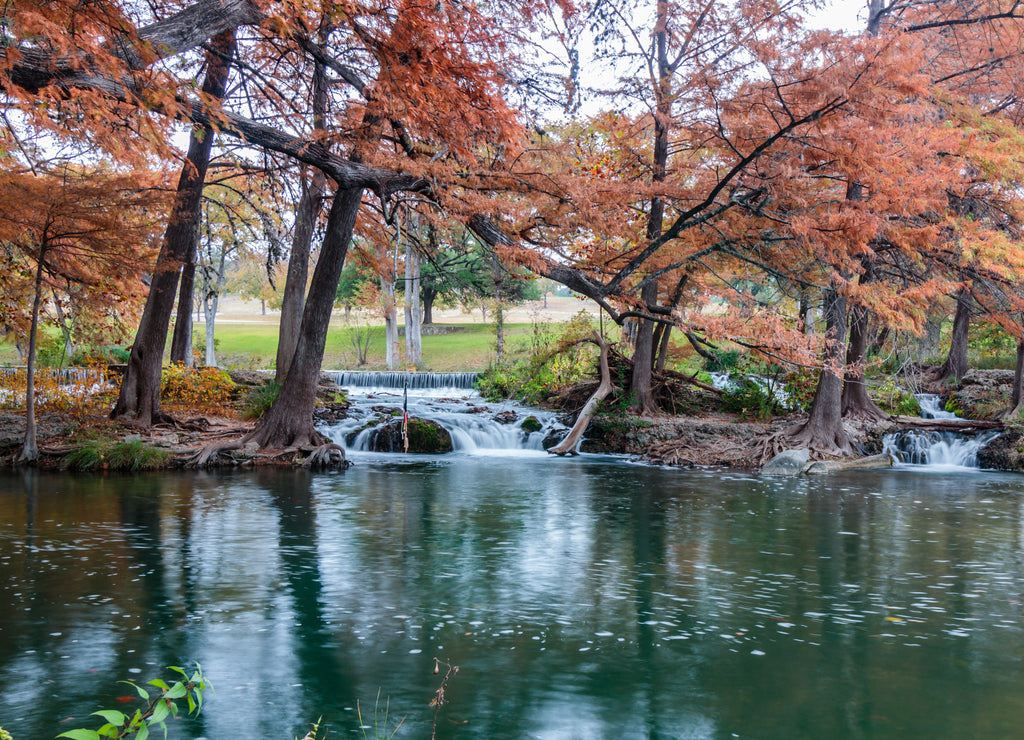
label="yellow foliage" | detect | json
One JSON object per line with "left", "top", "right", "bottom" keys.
{"left": 160, "top": 364, "right": 236, "bottom": 414}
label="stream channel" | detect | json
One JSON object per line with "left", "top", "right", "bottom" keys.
{"left": 2, "top": 377, "right": 1024, "bottom": 738}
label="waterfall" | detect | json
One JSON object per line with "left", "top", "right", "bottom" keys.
{"left": 883, "top": 430, "right": 1000, "bottom": 469}
{"left": 328, "top": 370, "right": 480, "bottom": 393}
{"left": 915, "top": 393, "right": 961, "bottom": 421}
{"left": 326, "top": 372, "right": 565, "bottom": 454}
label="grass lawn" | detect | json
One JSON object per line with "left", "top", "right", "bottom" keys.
{"left": 0, "top": 319, "right": 550, "bottom": 371}
{"left": 213, "top": 321, "right": 538, "bottom": 371}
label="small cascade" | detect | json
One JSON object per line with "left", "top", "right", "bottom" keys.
{"left": 329, "top": 371, "right": 479, "bottom": 394}
{"left": 708, "top": 371, "right": 794, "bottom": 410}
{"left": 883, "top": 429, "right": 1001, "bottom": 469}
{"left": 915, "top": 393, "right": 961, "bottom": 421}
{"left": 325, "top": 372, "right": 566, "bottom": 454}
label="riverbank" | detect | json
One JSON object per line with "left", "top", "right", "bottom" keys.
{"left": 1, "top": 367, "right": 1019, "bottom": 472}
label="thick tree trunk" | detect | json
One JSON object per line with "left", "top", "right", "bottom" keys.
{"left": 494, "top": 303, "right": 505, "bottom": 363}
{"left": 276, "top": 173, "right": 324, "bottom": 381}
{"left": 111, "top": 31, "right": 235, "bottom": 425}
{"left": 276, "top": 47, "right": 327, "bottom": 383}
{"left": 842, "top": 262, "right": 886, "bottom": 421}
{"left": 784, "top": 286, "right": 854, "bottom": 455}
{"left": 18, "top": 243, "right": 47, "bottom": 464}
{"left": 246, "top": 188, "right": 362, "bottom": 449}
{"left": 404, "top": 242, "right": 422, "bottom": 365}
{"left": 422, "top": 288, "right": 436, "bottom": 325}
{"left": 655, "top": 323, "right": 671, "bottom": 372}
{"left": 549, "top": 333, "right": 612, "bottom": 455}
{"left": 629, "top": 279, "right": 660, "bottom": 415}
{"left": 934, "top": 285, "right": 972, "bottom": 382}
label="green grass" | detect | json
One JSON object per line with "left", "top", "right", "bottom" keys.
{"left": 210, "top": 321, "right": 538, "bottom": 371}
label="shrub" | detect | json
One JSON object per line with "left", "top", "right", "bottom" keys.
{"left": 61, "top": 437, "right": 171, "bottom": 471}
{"left": 160, "top": 364, "right": 235, "bottom": 413}
{"left": 241, "top": 380, "right": 280, "bottom": 420}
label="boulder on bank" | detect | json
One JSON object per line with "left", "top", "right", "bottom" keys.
{"left": 760, "top": 449, "right": 811, "bottom": 476}
{"left": 365, "top": 417, "right": 453, "bottom": 453}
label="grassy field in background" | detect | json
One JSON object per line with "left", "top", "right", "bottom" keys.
{"left": 0, "top": 320, "right": 546, "bottom": 372}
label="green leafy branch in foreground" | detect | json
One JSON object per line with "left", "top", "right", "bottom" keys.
{"left": 56, "top": 664, "right": 208, "bottom": 740}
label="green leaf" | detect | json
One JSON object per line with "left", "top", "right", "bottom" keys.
{"left": 135, "top": 724, "right": 149, "bottom": 740}
{"left": 147, "top": 679, "right": 170, "bottom": 691}
{"left": 56, "top": 731, "right": 102, "bottom": 740}
{"left": 120, "top": 680, "right": 149, "bottom": 701}
{"left": 164, "top": 682, "right": 187, "bottom": 699}
{"left": 149, "top": 701, "right": 169, "bottom": 725}
{"left": 90, "top": 710, "right": 126, "bottom": 726}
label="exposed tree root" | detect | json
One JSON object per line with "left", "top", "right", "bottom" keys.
{"left": 759, "top": 420, "right": 857, "bottom": 466}
{"left": 301, "top": 443, "right": 349, "bottom": 469}
{"left": 186, "top": 440, "right": 245, "bottom": 468}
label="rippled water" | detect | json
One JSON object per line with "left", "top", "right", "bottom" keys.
{"left": 2, "top": 460, "right": 1024, "bottom": 739}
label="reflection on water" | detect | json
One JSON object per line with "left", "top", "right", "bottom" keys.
{"left": 2, "top": 461, "right": 1024, "bottom": 739}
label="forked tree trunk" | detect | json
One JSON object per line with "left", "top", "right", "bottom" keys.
{"left": 784, "top": 286, "right": 855, "bottom": 455}
{"left": 549, "top": 333, "right": 612, "bottom": 455}
{"left": 276, "top": 171, "right": 324, "bottom": 382}
{"left": 111, "top": 32, "right": 235, "bottom": 425}
{"left": 934, "top": 285, "right": 972, "bottom": 382}
{"left": 246, "top": 188, "right": 362, "bottom": 449}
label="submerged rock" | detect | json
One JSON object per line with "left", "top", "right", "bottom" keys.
{"left": 760, "top": 449, "right": 811, "bottom": 476}
{"left": 365, "top": 417, "right": 454, "bottom": 454}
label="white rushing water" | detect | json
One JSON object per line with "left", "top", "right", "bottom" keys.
{"left": 323, "top": 372, "right": 567, "bottom": 455}
{"left": 915, "top": 393, "right": 962, "bottom": 421}
{"left": 883, "top": 429, "right": 1001, "bottom": 470}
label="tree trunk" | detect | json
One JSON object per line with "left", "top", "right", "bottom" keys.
{"left": 404, "top": 240, "right": 422, "bottom": 365}
{"left": 629, "top": 279, "right": 660, "bottom": 415}
{"left": 111, "top": 31, "right": 235, "bottom": 426}
{"left": 549, "top": 333, "right": 612, "bottom": 455}
{"left": 934, "top": 285, "right": 972, "bottom": 382}
{"left": 170, "top": 257, "right": 196, "bottom": 366}
{"left": 18, "top": 242, "right": 47, "bottom": 464}
{"left": 1010, "top": 339, "right": 1024, "bottom": 417}
{"left": 655, "top": 323, "right": 671, "bottom": 372}
{"left": 422, "top": 287, "right": 436, "bottom": 325}
{"left": 784, "top": 285, "right": 854, "bottom": 455}
{"left": 246, "top": 188, "right": 362, "bottom": 449}
{"left": 842, "top": 263, "right": 886, "bottom": 421}
{"left": 494, "top": 303, "right": 505, "bottom": 363}
{"left": 204, "top": 292, "right": 218, "bottom": 367}
{"left": 382, "top": 272, "right": 398, "bottom": 370}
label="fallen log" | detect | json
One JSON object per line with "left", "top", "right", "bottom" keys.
{"left": 890, "top": 416, "right": 1002, "bottom": 431}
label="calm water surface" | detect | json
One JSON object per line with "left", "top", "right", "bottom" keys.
{"left": 2, "top": 455, "right": 1024, "bottom": 739}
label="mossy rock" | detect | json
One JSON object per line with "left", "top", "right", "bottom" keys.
{"left": 366, "top": 417, "right": 453, "bottom": 453}
{"left": 521, "top": 416, "right": 543, "bottom": 433}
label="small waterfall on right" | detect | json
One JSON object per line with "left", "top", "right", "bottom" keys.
{"left": 883, "top": 429, "right": 1001, "bottom": 469}
{"left": 915, "top": 393, "right": 962, "bottom": 421}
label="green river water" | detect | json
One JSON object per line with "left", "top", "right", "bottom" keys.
{"left": 2, "top": 454, "right": 1023, "bottom": 739}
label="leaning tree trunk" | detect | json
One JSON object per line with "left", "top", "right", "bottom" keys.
{"left": 245, "top": 188, "right": 362, "bottom": 449}
{"left": 934, "top": 285, "right": 972, "bottom": 382}
{"left": 783, "top": 285, "right": 854, "bottom": 455}
{"left": 111, "top": 31, "right": 235, "bottom": 426}
{"left": 549, "top": 332, "right": 612, "bottom": 455}
{"left": 18, "top": 241, "right": 48, "bottom": 465}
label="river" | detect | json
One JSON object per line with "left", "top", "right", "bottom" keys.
{"left": 2, "top": 454, "right": 1024, "bottom": 739}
